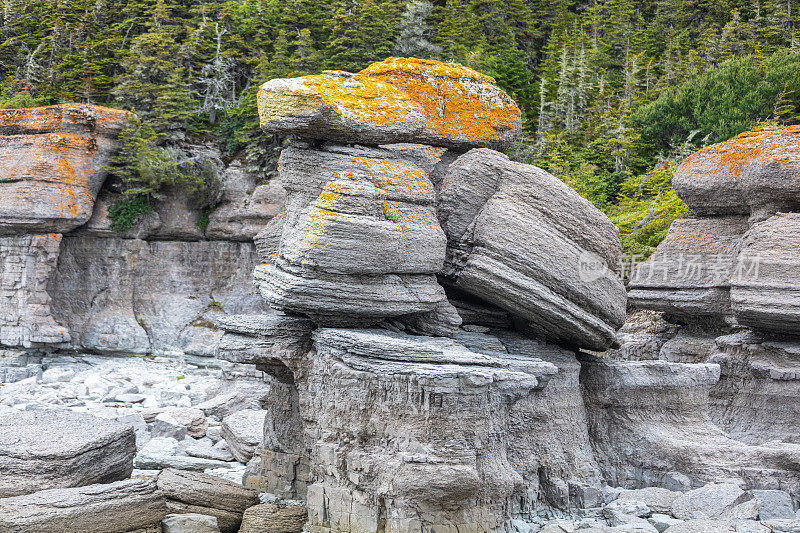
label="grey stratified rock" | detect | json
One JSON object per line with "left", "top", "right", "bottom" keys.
{"left": 0, "top": 409, "right": 135, "bottom": 497}
{"left": 670, "top": 483, "right": 748, "bottom": 520}
{"left": 0, "top": 234, "right": 69, "bottom": 348}
{"left": 0, "top": 479, "right": 167, "bottom": 533}
{"left": 393, "top": 299, "right": 463, "bottom": 338}
{"left": 161, "top": 514, "right": 220, "bottom": 533}
{"left": 134, "top": 437, "right": 232, "bottom": 472}
{"left": 48, "top": 235, "right": 266, "bottom": 356}
{"left": 238, "top": 503, "right": 308, "bottom": 533}
{"left": 730, "top": 213, "right": 800, "bottom": 334}
{"left": 751, "top": 490, "right": 796, "bottom": 520}
{"left": 292, "top": 328, "right": 559, "bottom": 531}
{"left": 709, "top": 332, "right": 800, "bottom": 445}
{"left": 221, "top": 409, "right": 266, "bottom": 463}
{"left": 672, "top": 126, "right": 800, "bottom": 219}
{"left": 215, "top": 313, "right": 315, "bottom": 371}
{"left": 628, "top": 217, "right": 749, "bottom": 322}
{"left": 206, "top": 159, "right": 285, "bottom": 241}
{"left": 0, "top": 104, "right": 128, "bottom": 234}
{"left": 438, "top": 148, "right": 626, "bottom": 350}
{"left": 258, "top": 143, "right": 447, "bottom": 326}
{"left": 580, "top": 355, "right": 800, "bottom": 499}
{"left": 157, "top": 469, "right": 259, "bottom": 533}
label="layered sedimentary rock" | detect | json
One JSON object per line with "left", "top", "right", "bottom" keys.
{"left": 0, "top": 104, "right": 128, "bottom": 234}
{"left": 0, "top": 409, "right": 135, "bottom": 497}
{"left": 628, "top": 217, "right": 749, "bottom": 322}
{"left": 0, "top": 234, "right": 69, "bottom": 347}
{"left": 438, "top": 148, "right": 627, "bottom": 350}
{"left": 0, "top": 479, "right": 167, "bottom": 533}
{"left": 258, "top": 142, "right": 448, "bottom": 325}
{"left": 581, "top": 355, "right": 800, "bottom": 497}
{"left": 259, "top": 58, "right": 521, "bottom": 150}
{"left": 673, "top": 125, "right": 800, "bottom": 220}
{"left": 730, "top": 213, "right": 800, "bottom": 333}
{"left": 49, "top": 235, "right": 265, "bottom": 356}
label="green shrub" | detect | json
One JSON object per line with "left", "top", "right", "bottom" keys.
{"left": 108, "top": 195, "right": 153, "bottom": 233}
{"left": 383, "top": 205, "right": 401, "bottom": 223}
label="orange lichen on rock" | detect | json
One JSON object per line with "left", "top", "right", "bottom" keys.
{"left": 258, "top": 57, "right": 522, "bottom": 149}
{"left": 360, "top": 57, "right": 522, "bottom": 149}
{"left": 0, "top": 104, "right": 129, "bottom": 233}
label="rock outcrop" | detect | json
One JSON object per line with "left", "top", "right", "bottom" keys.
{"left": 0, "top": 409, "right": 136, "bottom": 497}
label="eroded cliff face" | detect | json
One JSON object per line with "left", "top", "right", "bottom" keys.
{"left": 0, "top": 105, "right": 278, "bottom": 356}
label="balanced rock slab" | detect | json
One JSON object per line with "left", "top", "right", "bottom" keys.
{"left": 259, "top": 143, "right": 448, "bottom": 325}
{"left": 438, "top": 148, "right": 626, "bottom": 350}
{"left": 0, "top": 104, "right": 128, "bottom": 234}
{"left": 730, "top": 213, "right": 800, "bottom": 334}
{"left": 0, "top": 409, "right": 135, "bottom": 497}
{"left": 673, "top": 125, "right": 800, "bottom": 219}
{"left": 628, "top": 217, "right": 749, "bottom": 322}
{"left": 258, "top": 58, "right": 521, "bottom": 150}
{"left": 0, "top": 478, "right": 167, "bottom": 533}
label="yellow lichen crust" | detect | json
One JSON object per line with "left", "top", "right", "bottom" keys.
{"left": 359, "top": 57, "right": 522, "bottom": 149}
{"left": 258, "top": 72, "right": 424, "bottom": 140}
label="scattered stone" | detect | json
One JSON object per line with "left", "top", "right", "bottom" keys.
{"left": 648, "top": 514, "right": 683, "bottom": 533}
{"left": 751, "top": 490, "right": 796, "bottom": 520}
{"left": 617, "top": 487, "right": 681, "bottom": 514}
{"left": 221, "top": 409, "right": 266, "bottom": 463}
{"left": 0, "top": 409, "right": 135, "bottom": 497}
{"left": 662, "top": 520, "right": 733, "bottom": 533}
{"left": 670, "top": 483, "right": 749, "bottom": 520}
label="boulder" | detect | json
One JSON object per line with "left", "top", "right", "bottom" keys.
{"left": 730, "top": 213, "right": 800, "bottom": 334}
{"left": 751, "top": 489, "right": 796, "bottom": 520}
{"left": 360, "top": 57, "right": 522, "bottom": 150}
{"left": 221, "top": 409, "right": 266, "bottom": 463}
{"left": 258, "top": 143, "right": 448, "bottom": 326}
{"left": 258, "top": 58, "right": 521, "bottom": 150}
{"left": 0, "top": 104, "right": 128, "bottom": 234}
{"left": 673, "top": 125, "right": 800, "bottom": 219}
{"left": 0, "top": 234, "right": 70, "bottom": 347}
{"left": 662, "top": 520, "right": 733, "bottom": 533}
{"left": 0, "top": 479, "right": 167, "bottom": 533}
{"left": 438, "top": 148, "right": 626, "bottom": 350}
{"left": 628, "top": 217, "right": 749, "bottom": 322}
{"left": 617, "top": 487, "right": 681, "bottom": 514}
{"left": 157, "top": 469, "right": 259, "bottom": 533}
{"left": 238, "top": 504, "right": 308, "bottom": 533}
{"left": 161, "top": 514, "right": 220, "bottom": 533}
{"left": 0, "top": 409, "right": 135, "bottom": 497}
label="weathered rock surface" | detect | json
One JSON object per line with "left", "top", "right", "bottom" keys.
{"left": 161, "top": 514, "right": 221, "bottom": 533}
{"left": 628, "top": 217, "right": 749, "bottom": 322}
{"left": 48, "top": 235, "right": 265, "bottom": 355}
{"left": 216, "top": 313, "right": 315, "bottom": 371}
{"left": 0, "top": 104, "right": 128, "bottom": 234}
{"left": 0, "top": 234, "right": 69, "bottom": 347}
{"left": 157, "top": 469, "right": 259, "bottom": 533}
{"left": 581, "top": 355, "right": 800, "bottom": 497}
{"left": 0, "top": 409, "right": 135, "bottom": 497}
{"left": 258, "top": 143, "right": 448, "bottom": 325}
{"left": 673, "top": 126, "right": 800, "bottom": 219}
{"left": 730, "top": 213, "right": 800, "bottom": 333}
{"left": 221, "top": 409, "right": 265, "bottom": 463}
{"left": 438, "top": 148, "right": 626, "bottom": 350}
{"left": 238, "top": 504, "right": 308, "bottom": 533}
{"left": 259, "top": 58, "right": 521, "bottom": 150}
{"left": 0, "top": 478, "right": 167, "bottom": 533}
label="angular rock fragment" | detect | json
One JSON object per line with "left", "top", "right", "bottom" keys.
{"left": 438, "top": 148, "right": 626, "bottom": 350}
{"left": 730, "top": 213, "right": 800, "bottom": 334}
{"left": 161, "top": 514, "right": 221, "bottom": 533}
{"left": 0, "top": 409, "right": 135, "bottom": 497}
{"left": 628, "top": 217, "right": 749, "bottom": 322}
{"left": 0, "top": 104, "right": 128, "bottom": 234}
{"left": 0, "top": 479, "right": 167, "bottom": 533}
{"left": 221, "top": 409, "right": 266, "bottom": 463}
{"left": 157, "top": 469, "right": 259, "bottom": 533}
